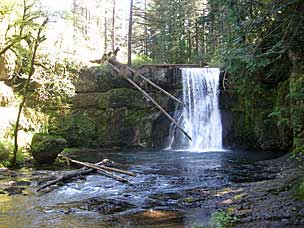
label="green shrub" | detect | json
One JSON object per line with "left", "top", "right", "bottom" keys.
{"left": 132, "top": 55, "right": 154, "bottom": 66}
{"left": 0, "top": 140, "right": 26, "bottom": 166}
{"left": 295, "top": 179, "right": 304, "bottom": 200}
{"left": 0, "top": 140, "right": 11, "bottom": 162}
{"left": 211, "top": 211, "right": 239, "bottom": 228}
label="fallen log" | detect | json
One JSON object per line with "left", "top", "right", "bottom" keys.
{"left": 37, "top": 157, "right": 134, "bottom": 192}
{"left": 37, "top": 159, "right": 109, "bottom": 192}
{"left": 108, "top": 63, "right": 192, "bottom": 141}
{"left": 60, "top": 156, "right": 133, "bottom": 184}
{"left": 109, "top": 59, "right": 183, "bottom": 105}
{"left": 96, "top": 169, "right": 131, "bottom": 184}
{"left": 61, "top": 156, "right": 136, "bottom": 177}
{"left": 37, "top": 167, "right": 94, "bottom": 192}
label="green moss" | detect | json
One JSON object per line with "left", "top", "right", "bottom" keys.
{"left": 183, "top": 197, "right": 195, "bottom": 203}
{"left": 97, "top": 88, "right": 147, "bottom": 110}
{"left": 49, "top": 111, "right": 97, "bottom": 147}
{"left": 125, "top": 109, "right": 147, "bottom": 125}
{"left": 290, "top": 73, "right": 304, "bottom": 140}
{"left": 31, "top": 133, "right": 66, "bottom": 164}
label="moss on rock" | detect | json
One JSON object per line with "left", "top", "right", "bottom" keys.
{"left": 96, "top": 88, "right": 149, "bottom": 110}
{"left": 31, "top": 133, "right": 66, "bottom": 164}
{"left": 49, "top": 111, "right": 97, "bottom": 147}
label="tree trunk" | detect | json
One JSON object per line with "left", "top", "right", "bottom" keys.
{"left": 111, "top": 0, "right": 116, "bottom": 52}
{"left": 127, "top": 0, "right": 134, "bottom": 65}
{"left": 144, "top": 0, "right": 148, "bottom": 56}
{"left": 104, "top": 8, "right": 108, "bottom": 53}
{"left": 12, "top": 19, "right": 48, "bottom": 166}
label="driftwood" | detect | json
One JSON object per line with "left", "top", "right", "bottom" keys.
{"left": 60, "top": 156, "right": 133, "bottom": 184}
{"left": 37, "top": 157, "right": 135, "bottom": 192}
{"left": 37, "top": 167, "right": 95, "bottom": 192}
{"left": 109, "top": 59, "right": 183, "bottom": 105}
{"left": 61, "top": 156, "right": 136, "bottom": 177}
{"left": 108, "top": 62, "right": 192, "bottom": 141}
{"left": 37, "top": 160, "right": 109, "bottom": 192}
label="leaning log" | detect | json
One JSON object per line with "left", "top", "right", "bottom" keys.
{"left": 109, "top": 59, "right": 183, "bottom": 105}
{"left": 108, "top": 62, "right": 192, "bottom": 141}
{"left": 60, "top": 156, "right": 133, "bottom": 184}
{"left": 37, "top": 159, "right": 110, "bottom": 192}
{"left": 61, "top": 156, "right": 136, "bottom": 177}
{"left": 37, "top": 168, "right": 94, "bottom": 192}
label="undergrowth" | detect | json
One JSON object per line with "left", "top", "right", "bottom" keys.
{"left": 0, "top": 140, "right": 26, "bottom": 167}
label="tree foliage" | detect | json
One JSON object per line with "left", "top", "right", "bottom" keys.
{"left": 0, "top": 0, "right": 76, "bottom": 166}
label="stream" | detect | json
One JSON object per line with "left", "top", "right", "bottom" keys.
{"left": 0, "top": 149, "right": 284, "bottom": 228}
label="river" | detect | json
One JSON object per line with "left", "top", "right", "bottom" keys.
{"left": 0, "top": 149, "right": 283, "bottom": 228}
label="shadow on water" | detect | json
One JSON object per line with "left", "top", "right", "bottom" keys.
{"left": 0, "top": 149, "right": 286, "bottom": 228}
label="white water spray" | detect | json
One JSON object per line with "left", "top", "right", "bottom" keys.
{"left": 168, "top": 68, "right": 222, "bottom": 151}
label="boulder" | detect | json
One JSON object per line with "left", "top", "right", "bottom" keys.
{"left": 31, "top": 133, "right": 66, "bottom": 164}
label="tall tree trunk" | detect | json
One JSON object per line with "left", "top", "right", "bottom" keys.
{"left": 188, "top": 28, "right": 192, "bottom": 62}
{"left": 195, "top": 19, "right": 199, "bottom": 57}
{"left": 12, "top": 19, "right": 48, "bottom": 167}
{"left": 104, "top": 8, "right": 108, "bottom": 53}
{"left": 127, "top": 0, "right": 134, "bottom": 65}
{"left": 144, "top": 0, "right": 148, "bottom": 56}
{"left": 73, "top": 0, "right": 77, "bottom": 54}
{"left": 202, "top": 9, "right": 206, "bottom": 56}
{"left": 111, "top": 0, "right": 116, "bottom": 52}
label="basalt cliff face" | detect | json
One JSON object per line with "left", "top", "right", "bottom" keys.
{"left": 49, "top": 65, "right": 181, "bottom": 149}
{"left": 50, "top": 64, "right": 297, "bottom": 152}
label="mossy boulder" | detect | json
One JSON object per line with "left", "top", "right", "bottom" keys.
{"left": 49, "top": 111, "right": 97, "bottom": 148}
{"left": 31, "top": 133, "right": 66, "bottom": 164}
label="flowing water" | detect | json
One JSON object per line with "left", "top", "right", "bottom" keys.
{"left": 0, "top": 149, "right": 283, "bottom": 228}
{"left": 168, "top": 68, "right": 222, "bottom": 151}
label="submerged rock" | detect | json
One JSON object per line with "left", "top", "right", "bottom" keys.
{"left": 31, "top": 133, "right": 66, "bottom": 164}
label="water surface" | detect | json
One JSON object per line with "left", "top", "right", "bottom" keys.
{"left": 0, "top": 149, "right": 284, "bottom": 228}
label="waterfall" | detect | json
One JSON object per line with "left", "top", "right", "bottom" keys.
{"left": 168, "top": 68, "right": 222, "bottom": 151}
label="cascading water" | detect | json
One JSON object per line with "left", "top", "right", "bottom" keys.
{"left": 168, "top": 68, "right": 222, "bottom": 151}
